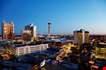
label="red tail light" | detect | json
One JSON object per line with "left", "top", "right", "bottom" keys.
{"left": 103, "top": 66, "right": 106, "bottom": 70}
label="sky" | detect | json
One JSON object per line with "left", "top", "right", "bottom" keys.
{"left": 0, "top": 0, "right": 106, "bottom": 35}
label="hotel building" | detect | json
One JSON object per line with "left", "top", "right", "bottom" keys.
{"left": 1, "top": 21, "right": 14, "bottom": 40}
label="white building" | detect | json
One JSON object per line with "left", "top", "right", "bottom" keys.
{"left": 15, "top": 44, "right": 48, "bottom": 56}
{"left": 22, "top": 30, "right": 31, "bottom": 34}
{"left": 31, "top": 24, "right": 37, "bottom": 38}
{"left": 23, "top": 24, "right": 37, "bottom": 40}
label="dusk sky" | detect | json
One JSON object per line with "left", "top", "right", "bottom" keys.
{"left": 0, "top": 0, "right": 106, "bottom": 34}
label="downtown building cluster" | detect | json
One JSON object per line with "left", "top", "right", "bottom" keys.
{"left": 1, "top": 21, "right": 37, "bottom": 41}
{"left": 0, "top": 20, "right": 106, "bottom": 70}
{"left": 1, "top": 20, "right": 106, "bottom": 59}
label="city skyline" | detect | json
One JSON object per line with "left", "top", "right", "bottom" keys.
{"left": 0, "top": 0, "right": 106, "bottom": 35}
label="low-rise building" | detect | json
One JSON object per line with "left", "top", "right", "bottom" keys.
{"left": 15, "top": 44, "right": 48, "bottom": 56}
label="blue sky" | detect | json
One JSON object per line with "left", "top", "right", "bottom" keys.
{"left": 0, "top": 0, "right": 106, "bottom": 34}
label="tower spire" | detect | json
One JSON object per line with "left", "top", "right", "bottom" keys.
{"left": 48, "top": 20, "right": 51, "bottom": 38}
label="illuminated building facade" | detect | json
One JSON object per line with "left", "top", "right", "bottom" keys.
{"left": 74, "top": 29, "right": 90, "bottom": 46}
{"left": 1, "top": 21, "right": 14, "bottom": 40}
{"left": 15, "top": 44, "right": 48, "bottom": 56}
{"left": 22, "top": 24, "right": 37, "bottom": 41}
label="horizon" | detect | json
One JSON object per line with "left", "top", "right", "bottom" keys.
{"left": 0, "top": 0, "right": 106, "bottom": 35}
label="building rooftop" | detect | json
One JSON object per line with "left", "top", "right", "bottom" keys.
{"left": 74, "top": 29, "right": 89, "bottom": 33}
{"left": 74, "top": 31, "right": 89, "bottom": 33}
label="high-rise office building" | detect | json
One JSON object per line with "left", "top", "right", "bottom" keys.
{"left": 22, "top": 24, "right": 37, "bottom": 41}
{"left": 1, "top": 21, "right": 14, "bottom": 40}
{"left": 74, "top": 29, "right": 90, "bottom": 46}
